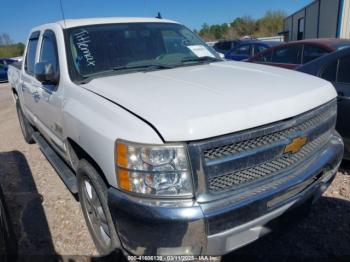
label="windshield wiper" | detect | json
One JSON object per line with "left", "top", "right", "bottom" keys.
{"left": 77, "top": 64, "right": 173, "bottom": 84}
{"left": 181, "top": 56, "right": 221, "bottom": 64}
{"left": 113, "top": 63, "right": 173, "bottom": 71}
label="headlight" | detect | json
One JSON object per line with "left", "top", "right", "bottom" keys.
{"left": 115, "top": 139, "right": 193, "bottom": 198}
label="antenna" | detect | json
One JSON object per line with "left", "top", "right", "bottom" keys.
{"left": 156, "top": 12, "right": 162, "bottom": 19}
{"left": 59, "top": 0, "right": 67, "bottom": 28}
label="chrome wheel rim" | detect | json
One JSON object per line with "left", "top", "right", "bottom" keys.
{"left": 81, "top": 178, "right": 111, "bottom": 247}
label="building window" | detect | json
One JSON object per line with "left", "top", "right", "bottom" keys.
{"left": 297, "top": 17, "right": 305, "bottom": 40}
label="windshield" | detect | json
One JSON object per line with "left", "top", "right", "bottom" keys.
{"left": 66, "top": 22, "right": 220, "bottom": 81}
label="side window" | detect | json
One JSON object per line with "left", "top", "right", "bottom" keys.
{"left": 233, "top": 45, "right": 251, "bottom": 55}
{"left": 271, "top": 45, "right": 302, "bottom": 64}
{"left": 321, "top": 60, "right": 337, "bottom": 82}
{"left": 337, "top": 55, "right": 350, "bottom": 84}
{"left": 39, "top": 31, "right": 59, "bottom": 75}
{"left": 25, "top": 32, "right": 40, "bottom": 75}
{"left": 221, "top": 42, "right": 231, "bottom": 52}
{"left": 303, "top": 45, "right": 328, "bottom": 64}
{"left": 254, "top": 45, "right": 267, "bottom": 56}
{"left": 255, "top": 51, "right": 272, "bottom": 62}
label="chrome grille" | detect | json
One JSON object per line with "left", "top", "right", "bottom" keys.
{"left": 203, "top": 105, "right": 335, "bottom": 161}
{"left": 208, "top": 132, "right": 330, "bottom": 192}
{"left": 187, "top": 100, "right": 337, "bottom": 195}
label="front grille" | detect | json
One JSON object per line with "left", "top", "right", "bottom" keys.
{"left": 208, "top": 131, "right": 330, "bottom": 192}
{"left": 188, "top": 100, "right": 337, "bottom": 195}
{"left": 203, "top": 105, "right": 335, "bottom": 161}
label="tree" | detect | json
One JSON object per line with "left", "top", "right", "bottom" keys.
{"left": 230, "top": 16, "right": 256, "bottom": 37}
{"left": 0, "top": 42, "right": 25, "bottom": 58}
{"left": 0, "top": 33, "right": 13, "bottom": 46}
{"left": 198, "top": 10, "right": 286, "bottom": 40}
{"left": 199, "top": 23, "right": 214, "bottom": 41}
{"left": 255, "top": 10, "right": 286, "bottom": 37}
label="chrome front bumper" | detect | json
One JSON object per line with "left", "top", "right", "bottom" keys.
{"left": 108, "top": 131, "right": 343, "bottom": 256}
{"left": 206, "top": 155, "right": 340, "bottom": 255}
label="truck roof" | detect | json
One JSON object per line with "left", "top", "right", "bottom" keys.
{"left": 54, "top": 17, "right": 178, "bottom": 29}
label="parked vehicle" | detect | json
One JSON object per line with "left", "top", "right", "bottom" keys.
{"left": 297, "top": 47, "right": 350, "bottom": 160}
{"left": 0, "top": 59, "right": 15, "bottom": 82}
{"left": 213, "top": 39, "right": 242, "bottom": 54}
{"left": 8, "top": 17, "right": 343, "bottom": 258}
{"left": 247, "top": 38, "right": 350, "bottom": 69}
{"left": 224, "top": 40, "right": 282, "bottom": 61}
{"left": 7, "top": 61, "right": 22, "bottom": 90}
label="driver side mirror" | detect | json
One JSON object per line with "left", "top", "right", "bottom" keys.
{"left": 34, "top": 62, "right": 58, "bottom": 85}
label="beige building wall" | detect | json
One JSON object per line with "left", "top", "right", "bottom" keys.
{"left": 292, "top": 10, "right": 306, "bottom": 40}
{"left": 318, "top": 0, "right": 340, "bottom": 38}
{"left": 305, "top": 1, "right": 319, "bottom": 39}
{"left": 340, "top": 0, "right": 350, "bottom": 38}
{"left": 284, "top": 16, "right": 293, "bottom": 40}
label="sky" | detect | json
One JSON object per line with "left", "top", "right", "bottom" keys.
{"left": 1, "top": 0, "right": 312, "bottom": 43}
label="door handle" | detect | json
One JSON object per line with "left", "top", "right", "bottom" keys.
{"left": 33, "top": 90, "right": 41, "bottom": 102}
{"left": 22, "top": 83, "right": 28, "bottom": 92}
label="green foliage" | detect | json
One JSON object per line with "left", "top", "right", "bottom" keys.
{"left": 0, "top": 43, "right": 25, "bottom": 58}
{"left": 0, "top": 33, "right": 25, "bottom": 58}
{"left": 230, "top": 16, "right": 256, "bottom": 36}
{"left": 199, "top": 10, "right": 286, "bottom": 41}
{"left": 255, "top": 10, "right": 286, "bottom": 37}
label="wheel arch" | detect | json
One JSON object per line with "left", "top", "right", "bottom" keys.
{"left": 66, "top": 137, "right": 110, "bottom": 187}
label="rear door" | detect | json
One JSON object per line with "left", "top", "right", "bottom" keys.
{"left": 21, "top": 31, "right": 41, "bottom": 122}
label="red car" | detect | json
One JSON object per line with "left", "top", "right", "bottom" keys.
{"left": 246, "top": 38, "right": 350, "bottom": 69}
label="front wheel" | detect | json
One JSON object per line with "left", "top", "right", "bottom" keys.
{"left": 77, "top": 159, "right": 121, "bottom": 256}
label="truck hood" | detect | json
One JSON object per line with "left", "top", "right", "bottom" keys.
{"left": 82, "top": 61, "right": 337, "bottom": 141}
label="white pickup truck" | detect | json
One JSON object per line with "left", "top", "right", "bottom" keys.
{"left": 8, "top": 17, "right": 343, "bottom": 258}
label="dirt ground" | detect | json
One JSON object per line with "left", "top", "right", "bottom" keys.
{"left": 0, "top": 82, "right": 349, "bottom": 261}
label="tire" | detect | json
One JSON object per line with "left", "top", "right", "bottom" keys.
{"left": 15, "top": 99, "right": 35, "bottom": 144}
{"left": 77, "top": 159, "right": 121, "bottom": 256}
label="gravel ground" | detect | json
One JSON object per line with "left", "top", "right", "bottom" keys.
{"left": 0, "top": 83, "right": 97, "bottom": 261}
{"left": 0, "top": 82, "right": 349, "bottom": 261}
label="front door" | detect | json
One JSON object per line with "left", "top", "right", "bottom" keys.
{"left": 35, "top": 30, "right": 65, "bottom": 154}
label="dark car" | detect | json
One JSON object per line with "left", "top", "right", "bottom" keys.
{"left": 0, "top": 59, "right": 15, "bottom": 82}
{"left": 224, "top": 40, "right": 282, "bottom": 61}
{"left": 296, "top": 47, "right": 350, "bottom": 159}
{"left": 213, "top": 39, "right": 242, "bottom": 54}
{"left": 247, "top": 38, "right": 350, "bottom": 69}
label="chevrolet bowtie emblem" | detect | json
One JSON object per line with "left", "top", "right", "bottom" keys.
{"left": 284, "top": 136, "right": 308, "bottom": 154}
